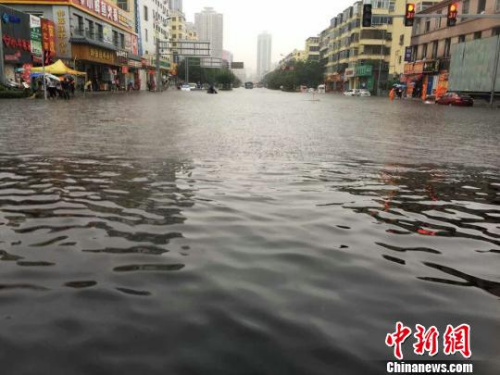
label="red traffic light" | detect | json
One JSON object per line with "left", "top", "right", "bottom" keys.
{"left": 405, "top": 3, "right": 416, "bottom": 27}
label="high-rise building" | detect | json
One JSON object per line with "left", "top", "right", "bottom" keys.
{"left": 195, "top": 7, "right": 223, "bottom": 59}
{"left": 169, "top": 0, "right": 183, "bottom": 13}
{"left": 257, "top": 32, "right": 272, "bottom": 80}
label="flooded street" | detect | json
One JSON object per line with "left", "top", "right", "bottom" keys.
{"left": 0, "top": 90, "right": 499, "bottom": 374}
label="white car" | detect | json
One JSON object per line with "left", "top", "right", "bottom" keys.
{"left": 359, "top": 89, "right": 371, "bottom": 97}
{"left": 180, "top": 84, "right": 191, "bottom": 91}
{"left": 344, "top": 89, "right": 360, "bottom": 96}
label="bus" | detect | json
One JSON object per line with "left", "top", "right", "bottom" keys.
{"left": 244, "top": 82, "right": 254, "bottom": 89}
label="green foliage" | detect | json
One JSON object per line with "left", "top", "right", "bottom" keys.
{"left": 263, "top": 59, "right": 326, "bottom": 91}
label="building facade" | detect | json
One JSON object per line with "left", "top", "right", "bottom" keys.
{"left": 404, "top": 0, "right": 500, "bottom": 98}
{"left": 305, "top": 36, "right": 320, "bottom": 61}
{"left": 168, "top": 0, "right": 181, "bottom": 13}
{"left": 2, "top": 0, "right": 140, "bottom": 90}
{"left": 257, "top": 32, "right": 272, "bottom": 80}
{"left": 195, "top": 7, "right": 223, "bottom": 59}
{"left": 324, "top": 0, "right": 396, "bottom": 94}
{"left": 389, "top": 0, "right": 441, "bottom": 78}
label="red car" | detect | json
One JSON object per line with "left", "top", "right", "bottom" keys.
{"left": 436, "top": 92, "right": 474, "bottom": 107}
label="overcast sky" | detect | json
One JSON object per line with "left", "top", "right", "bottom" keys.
{"left": 183, "top": 0, "right": 354, "bottom": 74}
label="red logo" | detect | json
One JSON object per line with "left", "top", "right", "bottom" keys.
{"left": 386, "top": 323, "right": 471, "bottom": 359}
{"left": 443, "top": 324, "right": 471, "bottom": 358}
{"left": 385, "top": 322, "right": 412, "bottom": 360}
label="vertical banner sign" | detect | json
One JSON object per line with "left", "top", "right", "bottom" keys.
{"left": 30, "top": 15, "right": 42, "bottom": 59}
{"left": 54, "top": 6, "right": 70, "bottom": 58}
{"left": 41, "top": 19, "right": 56, "bottom": 64}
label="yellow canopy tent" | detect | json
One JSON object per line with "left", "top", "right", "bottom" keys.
{"left": 31, "top": 60, "right": 86, "bottom": 76}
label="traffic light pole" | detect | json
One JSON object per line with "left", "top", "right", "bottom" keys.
{"left": 490, "top": 35, "right": 500, "bottom": 107}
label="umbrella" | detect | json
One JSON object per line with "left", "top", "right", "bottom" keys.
{"left": 31, "top": 72, "right": 61, "bottom": 81}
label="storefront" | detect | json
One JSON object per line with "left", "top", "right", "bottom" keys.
{"left": 402, "top": 60, "right": 442, "bottom": 99}
{"left": 1, "top": 5, "right": 32, "bottom": 82}
{"left": 72, "top": 43, "right": 117, "bottom": 91}
{"left": 354, "top": 64, "right": 374, "bottom": 91}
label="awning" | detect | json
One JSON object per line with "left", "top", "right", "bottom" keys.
{"left": 31, "top": 59, "right": 86, "bottom": 76}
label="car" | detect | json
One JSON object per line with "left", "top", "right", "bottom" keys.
{"left": 344, "top": 89, "right": 360, "bottom": 96}
{"left": 436, "top": 92, "right": 473, "bottom": 107}
{"left": 180, "top": 84, "right": 191, "bottom": 91}
{"left": 359, "top": 89, "right": 371, "bottom": 97}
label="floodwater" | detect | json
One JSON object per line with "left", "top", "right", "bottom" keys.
{"left": 0, "top": 90, "right": 499, "bottom": 374}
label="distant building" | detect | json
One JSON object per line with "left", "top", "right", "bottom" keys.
{"left": 169, "top": 0, "right": 183, "bottom": 13}
{"left": 185, "top": 22, "right": 198, "bottom": 40}
{"left": 195, "top": 7, "right": 223, "bottom": 59}
{"left": 257, "top": 32, "right": 272, "bottom": 80}
{"left": 305, "top": 37, "right": 320, "bottom": 61}
{"left": 404, "top": 0, "right": 500, "bottom": 98}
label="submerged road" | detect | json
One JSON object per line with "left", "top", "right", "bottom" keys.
{"left": 0, "top": 89, "right": 498, "bottom": 374}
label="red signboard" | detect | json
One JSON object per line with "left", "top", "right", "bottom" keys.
{"left": 41, "top": 19, "right": 56, "bottom": 58}
{"left": 71, "top": 0, "right": 133, "bottom": 30}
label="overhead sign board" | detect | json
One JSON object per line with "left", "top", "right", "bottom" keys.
{"left": 231, "top": 62, "right": 244, "bottom": 69}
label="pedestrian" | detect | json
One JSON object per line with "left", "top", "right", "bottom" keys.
{"left": 389, "top": 88, "right": 396, "bottom": 102}
{"left": 47, "top": 77, "right": 57, "bottom": 99}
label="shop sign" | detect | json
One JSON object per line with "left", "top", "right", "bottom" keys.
{"left": 404, "top": 63, "right": 413, "bottom": 74}
{"left": 2, "top": 34, "right": 31, "bottom": 52}
{"left": 116, "top": 49, "right": 128, "bottom": 65}
{"left": 30, "top": 15, "right": 42, "bottom": 58}
{"left": 128, "top": 60, "right": 141, "bottom": 68}
{"left": 344, "top": 68, "right": 355, "bottom": 78}
{"left": 423, "top": 60, "right": 439, "bottom": 73}
{"left": 89, "top": 47, "right": 114, "bottom": 62}
{"left": 121, "top": 66, "right": 128, "bottom": 74}
{"left": 54, "top": 7, "right": 70, "bottom": 58}
{"left": 2, "top": 13, "right": 21, "bottom": 24}
{"left": 41, "top": 19, "right": 56, "bottom": 62}
{"left": 413, "top": 61, "right": 424, "bottom": 74}
{"left": 355, "top": 64, "right": 373, "bottom": 77}
{"left": 71, "top": 0, "right": 133, "bottom": 30}
{"left": 0, "top": 4, "right": 32, "bottom": 64}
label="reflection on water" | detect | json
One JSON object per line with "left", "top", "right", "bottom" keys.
{"left": 0, "top": 154, "right": 498, "bottom": 374}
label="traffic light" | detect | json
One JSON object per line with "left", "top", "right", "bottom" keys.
{"left": 362, "top": 4, "right": 372, "bottom": 27}
{"left": 404, "top": 3, "right": 416, "bottom": 27}
{"left": 447, "top": 3, "right": 458, "bottom": 27}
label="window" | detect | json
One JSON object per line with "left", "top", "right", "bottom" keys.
{"left": 75, "top": 14, "right": 83, "bottom": 32}
{"left": 444, "top": 38, "right": 451, "bottom": 57}
{"left": 437, "top": 11, "right": 442, "bottom": 28}
{"left": 458, "top": 35, "right": 466, "bottom": 43}
{"left": 144, "top": 6, "right": 148, "bottom": 21}
{"left": 425, "top": 20, "right": 430, "bottom": 32}
{"left": 145, "top": 28, "right": 148, "bottom": 42}
{"left": 477, "top": 0, "right": 486, "bottom": 14}
{"left": 462, "top": 0, "right": 470, "bottom": 14}
{"left": 172, "top": 25, "right": 176, "bottom": 30}
{"left": 117, "top": 0, "right": 128, "bottom": 11}
{"left": 87, "top": 19, "right": 94, "bottom": 38}
{"left": 474, "top": 31, "right": 481, "bottom": 40}
{"left": 113, "top": 30, "right": 118, "bottom": 47}
{"left": 496, "top": 0, "right": 500, "bottom": 12}
{"left": 97, "top": 24, "right": 103, "bottom": 41}
{"left": 399, "top": 34, "right": 404, "bottom": 46}
{"left": 120, "top": 33, "right": 125, "bottom": 48}
{"left": 494, "top": 27, "right": 500, "bottom": 36}
{"left": 422, "top": 43, "right": 428, "bottom": 59}
{"left": 431, "top": 41, "right": 438, "bottom": 58}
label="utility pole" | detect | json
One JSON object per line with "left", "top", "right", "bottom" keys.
{"left": 490, "top": 35, "right": 500, "bottom": 107}
{"left": 0, "top": 15, "right": 5, "bottom": 85}
{"left": 155, "top": 37, "right": 161, "bottom": 92}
